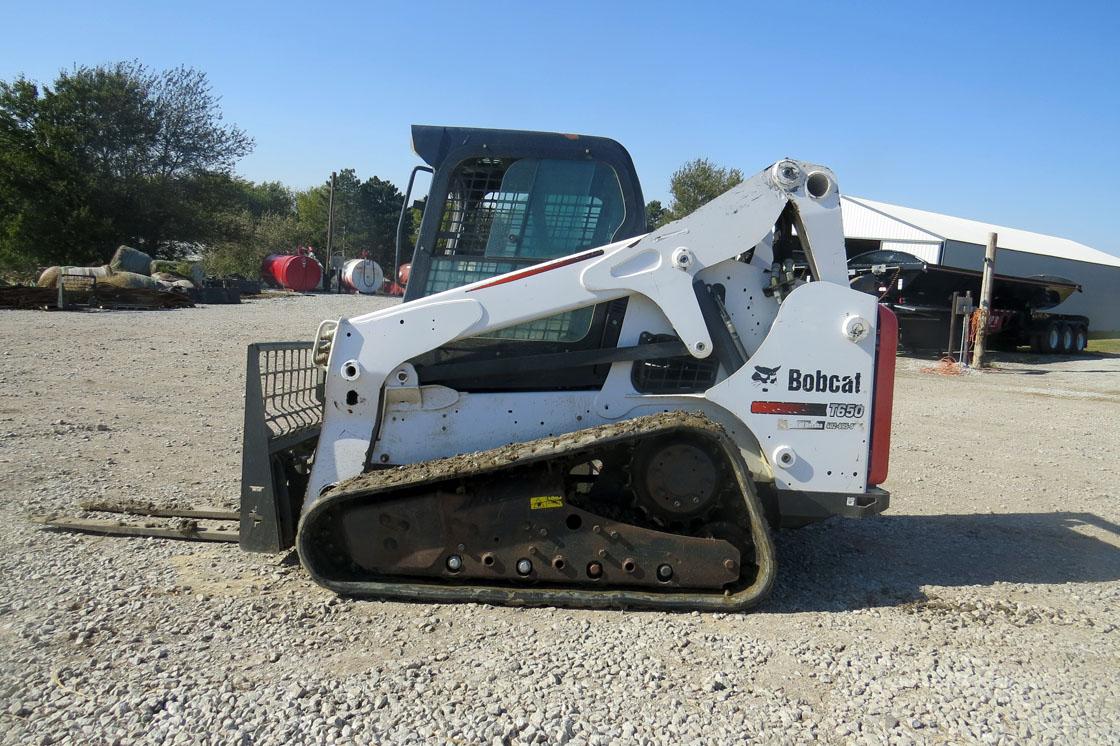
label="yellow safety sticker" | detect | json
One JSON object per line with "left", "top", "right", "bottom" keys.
{"left": 530, "top": 495, "right": 564, "bottom": 510}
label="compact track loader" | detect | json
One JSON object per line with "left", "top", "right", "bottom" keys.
{"left": 239, "top": 126, "right": 897, "bottom": 611}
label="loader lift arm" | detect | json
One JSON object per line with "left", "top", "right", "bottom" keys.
{"left": 305, "top": 158, "right": 850, "bottom": 503}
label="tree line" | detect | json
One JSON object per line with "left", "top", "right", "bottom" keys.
{"left": 0, "top": 62, "right": 407, "bottom": 278}
{"left": 1, "top": 61, "right": 738, "bottom": 280}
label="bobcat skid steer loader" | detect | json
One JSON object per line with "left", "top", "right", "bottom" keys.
{"left": 239, "top": 126, "right": 896, "bottom": 611}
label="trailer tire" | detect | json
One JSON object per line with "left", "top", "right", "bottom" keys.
{"left": 1038, "top": 320, "right": 1062, "bottom": 355}
{"left": 1059, "top": 324, "right": 1075, "bottom": 355}
{"left": 1073, "top": 325, "right": 1088, "bottom": 354}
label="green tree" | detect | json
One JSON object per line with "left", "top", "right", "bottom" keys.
{"left": 357, "top": 176, "right": 406, "bottom": 269}
{"left": 294, "top": 170, "right": 405, "bottom": 270}
{"left": 666, "top": 158, "right": 743, "bottom": 221}
{"left": 331, "top": 168, "right": 365, "bottom": 256}
{"left": 295, "top": 185, "right": 330, "bottom": 248}
{"left": 230, "top": 179, "right": 295, "bottom": 218}
{"left": 645, "top": 200, "right": 668, "bottom": 230}
{"left": 203, "top": 210, "right": 307, "bottom": 278}
{"left": 0, "top": 76, "right": 117, "bottom": 268}
{"left": 0, "top": 62, "right": 252, "bottom": 270}
{"left": 406, "top": 196, "right": 427, "bottom": 257}
{"left": 198, "top": 178, "right": 308, "bottom": 276}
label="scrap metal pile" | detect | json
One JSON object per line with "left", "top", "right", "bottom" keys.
{"left": 1, "top": 245, "right": 255, "bottom": 310}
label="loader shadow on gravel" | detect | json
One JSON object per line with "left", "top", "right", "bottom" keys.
{"left": 765, "top": 511, "right": 1120, "bottom": 612}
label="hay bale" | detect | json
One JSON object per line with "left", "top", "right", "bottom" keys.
{"left": 109, "top": 245, "right": 153, "bottom": 275}
{"left": 37, "top": 265, "right": 112, "bottom": 288}
{"left": 36, "top": 267, "right": 59, "bottom": 288}
{"left": 100, "top": 271, "right": 161, "bottom": 290}
{"left": 171, "top": 279, "right": 195, "bottom": 290}
{"left": 74, "top": 265, "right": 112, "bottom": 278}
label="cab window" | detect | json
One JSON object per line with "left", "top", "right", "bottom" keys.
{"left": 425, "top": 157, "right": 626, "bottom": 341}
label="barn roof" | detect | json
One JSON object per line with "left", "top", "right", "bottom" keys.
{"left": 841, "top": 196, "right": 1120, "bottom": 268}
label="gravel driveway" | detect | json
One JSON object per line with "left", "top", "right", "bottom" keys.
{"left": 1, "top": 294, "right": 1117, "bottom": 744}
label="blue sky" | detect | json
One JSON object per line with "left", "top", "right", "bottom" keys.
{"left": 4, "top": 1, "right": 1119, "bottom": 254}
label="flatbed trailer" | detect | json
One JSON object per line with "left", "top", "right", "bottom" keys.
{"left": 847, "top": 250, "right": 1088, "bottom": 355}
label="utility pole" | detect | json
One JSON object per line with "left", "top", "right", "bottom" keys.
{"left": 325, "top": 171, "right": 336, "bottom": 291}
{"left": 971, "top": 232, "right": 998, "bottom": 368}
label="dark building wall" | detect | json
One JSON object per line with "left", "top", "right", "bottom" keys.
{"left": 844, "top": 238, "right": 881, "bottom": 259}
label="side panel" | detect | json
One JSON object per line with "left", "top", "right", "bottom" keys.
{"left": 707, "top": 282, "right": 881, "bottom": 494}
{"left": 373, "top": 282, "right": 881, "bottom": 496}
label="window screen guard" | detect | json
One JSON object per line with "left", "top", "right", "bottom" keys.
{"left": 425, "top": 157, "right": 626, "bottom": 343}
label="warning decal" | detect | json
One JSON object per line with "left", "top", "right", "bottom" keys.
{"left": 530, "top": 496, "right": 564, "bottom": 510}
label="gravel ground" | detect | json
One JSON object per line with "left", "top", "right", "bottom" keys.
{"left": 1, "top": 294, "right": 1118, "bottom": 745}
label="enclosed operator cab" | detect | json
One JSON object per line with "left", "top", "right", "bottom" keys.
{"left": 397, "top": 125, "right": 649, "bottom": 392}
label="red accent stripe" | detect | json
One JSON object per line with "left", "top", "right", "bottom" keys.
{"left": 867, "top": 305, "right": 897, "bottom": 486}
{"left": 466, "top": 249, "right": 605, "bottom": 292}
{"left": 751, "top": 401, "right": 818, "bottom": 415}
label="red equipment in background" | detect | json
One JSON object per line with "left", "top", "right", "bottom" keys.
{"left": 384, "top": 262, "right": 410, "bottom": 297}
{"left": 262, "top": 248, "right": 323, "bottom": 292}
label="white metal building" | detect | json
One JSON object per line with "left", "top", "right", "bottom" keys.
{"left": 840, "top": 196, "right": 1120, "bottom": 334}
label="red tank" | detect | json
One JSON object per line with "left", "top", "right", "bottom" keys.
{"left": 262, "top": 252, "right": 322, "bottom": 292}
{"left": 383, "top": 262, "right": 410, "bottom": 296}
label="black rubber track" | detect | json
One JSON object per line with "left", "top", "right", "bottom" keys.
{"left": 297, "top": 411, "right": 776, "bottom": 611}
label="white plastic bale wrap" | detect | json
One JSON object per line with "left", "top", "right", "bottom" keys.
{"left": 341, "top": 259, "right": 384, "bottom": 294}
{"left": 36, "top": 265, "right": 112, "bottom": 288}
{"left": 109, "top": 245, "right": 153, "bottom": 275}
{"left": 101, "top": 271, "right": 161, "bottom": 290}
